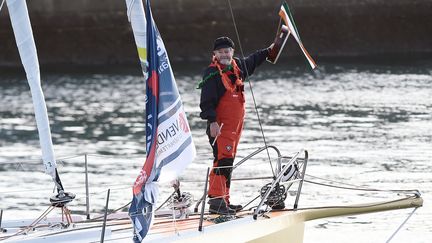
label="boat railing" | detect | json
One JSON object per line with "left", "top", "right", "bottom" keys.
{"left": 233, "top": 145, "right": 282, "bottom": 175}
{"left": 253, "top": 149, "right": 308, "bottom": 220}
{"left": 194, "top": 145, "right": 285, "bottom": 213}
{"left": 195, "top": 146, "right": 309, "bottom": 227}
{"left": 234, "top": 145, "right": 308, "bottom": 176}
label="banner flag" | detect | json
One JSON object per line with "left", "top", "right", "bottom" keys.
{"left": 126, "top": 0, "right": 196, "bottom": 241}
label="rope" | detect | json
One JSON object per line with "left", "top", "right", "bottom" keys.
{"left": 385, "top": 207, "right": 418, "bottom": 243}
{"left": 226, "top": 0, "right": 275, "bottom": 177}
{"left": 0, "top": 154, "right": 84, "bottom": 165}
{"left": 155, "top": 191, "right": 176, "bottom": 211}
{"left": 304, "top": 179, "right": 420, "bottom": 195}
{"left": 0, "top": 169, "right": 418, "bottom": 197}
{"left": 86, "top": 153, "right": 145, "bottom": 159}
{"left": 170, "top": 194, "right": 179, "bottom": 235}
{"left": 0, "top": 153, "right": 148, "bottom": 165}
{"left": 242, "top": 195, "right": 261, "bottom": 210}
{"left": 0, "top": 182, "right": 131, "bottom": 195}
{"left": 88, "top": 201, "right": 131, "bottom": 221}
{"left": 0, "top": 206, "right": 55, "bottom": 240}
{"left": 306, "top": 173, "right": 369, "bottom": 188}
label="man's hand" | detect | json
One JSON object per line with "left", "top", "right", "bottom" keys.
{"left": 210, "top": 122, "right": 221, "bottom": 137}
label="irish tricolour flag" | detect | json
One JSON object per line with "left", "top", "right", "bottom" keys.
{"left": 279, "top": 1, "right": 317, "bottom": 69}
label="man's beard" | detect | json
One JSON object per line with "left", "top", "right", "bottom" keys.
{"left": 219, "top": 57, "right": 231, "bottom": 65}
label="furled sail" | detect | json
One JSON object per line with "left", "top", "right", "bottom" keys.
{"left": 125, "top": 0, "right": 196, "bottom": 241}
{"left": 7, "top": 0, "right": 73, "bottom": 204}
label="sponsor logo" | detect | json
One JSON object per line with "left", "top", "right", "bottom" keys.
{"left": 133, "top": 170, "right": 148, "bottom": 194}
{"left": 157, "top": 113, "right": 189, "bottom": 147}
{"left": 155, "top": 113, "right": 189, "bottom": 157}
{"left": 156, "top": 36, "right": 166, "bottom": 57}
{"left": 156, "top": 35, "right": 170, "bottom": 74}
{"left": 226, "top": 145, "right": 232, "bottom": 152}
{"left": 157, "top": 119, "right": 180, "bottom": 146}
{"left": 178, "top": 112, "right": 190, "bottom": 133}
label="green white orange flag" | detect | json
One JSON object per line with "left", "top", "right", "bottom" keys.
{"left": 279, "top": 1, "right": 317, "bottom": 69}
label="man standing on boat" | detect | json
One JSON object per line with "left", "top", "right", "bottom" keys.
{"left": 199, "top": 37, "right": 273, "bottom": 214}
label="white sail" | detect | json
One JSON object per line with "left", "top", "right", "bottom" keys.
{"left": 126, "top": 0, "right": 147, "bottom": 79}
{"left": 7, "top": 0, "right": 57, "bottom": 177}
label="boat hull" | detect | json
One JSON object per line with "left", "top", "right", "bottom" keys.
{"left": 0, "top": 196, "right": 422, "bottom": 243}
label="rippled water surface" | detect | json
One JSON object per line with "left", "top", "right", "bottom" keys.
{"left": 1, "top": 61, "right": 431, "bottom": 242}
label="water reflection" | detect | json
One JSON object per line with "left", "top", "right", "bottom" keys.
{"left": 0, "top": 62, "right": 431, "bottom": 241}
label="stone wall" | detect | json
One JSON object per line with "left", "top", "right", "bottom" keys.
{"left": 0, "top": 0, "right": 431, "bottom": 66}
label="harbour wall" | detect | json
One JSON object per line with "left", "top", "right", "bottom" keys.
{"left": 0, "top": 0, "right": 431, "bottom": 66}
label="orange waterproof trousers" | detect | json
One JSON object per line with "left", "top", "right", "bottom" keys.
{"left": 208, "top": 88, "right": 245, "bottom": 204}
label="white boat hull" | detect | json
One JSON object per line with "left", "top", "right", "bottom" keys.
{"left": 1, "top": 196, "right": 422, "bottom": 243}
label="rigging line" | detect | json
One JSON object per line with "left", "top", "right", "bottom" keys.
{"left": 0, "top": 206, "right": 55, "bottom": 240}
{"left": 0, "top": 153, "right": 145, "bottom": 164}
{"left": 156, "top": 191, "right": 177, "bottom": 211}
{"left": 305, "top": 173, "right": 381, "bottom": 188}
{"left": 242, "top": 194, "right": 261, "bottom": 210}
{"left": 170, "top": 194, "right": 179, "bottom": 235}
{"left": 304, "top": 179, "right": 420, "bottom": 195}
{"left": 19, "top": 220, "right": 131, "bottom": 239}
{"left": 305, "top": 173, "right": 421, "bottom": 195}
{"left": 89, "top": 202, "right": 132, "bottom": 221}
{"left": 86, "top": 153, "right": 145, "bottom": 159}
{"left": 385, "top": 207, "right": 418, "bottom": 243}
{"left": 0, "top": 182, "right": 131, "bottom": 194}
{"left": 55, "top": 154, "right": 86, "bottom": 160}
{"left": 226, "top": 0, "right": 275, "bottom": 177}
{"left": 0, "top": 154, "right": 84, "bottom": 164}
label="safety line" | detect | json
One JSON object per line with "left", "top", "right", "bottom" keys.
{"left": 226, "top": 0, "right": 275, "bottom": 177}
{"left": 304, "top": 179, "right": 420, "bottom": 195}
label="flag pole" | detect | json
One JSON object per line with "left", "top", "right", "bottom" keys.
{"left": 0, "top": 0, "right": 5, "bottom": 12}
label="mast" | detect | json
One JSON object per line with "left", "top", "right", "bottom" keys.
{"left": 7, "top": 0, "right": 74, "bottom": 205}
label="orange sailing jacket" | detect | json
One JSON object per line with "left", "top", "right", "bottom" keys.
{"left": 199, "top": 48, "right": 270, "bottom": 123}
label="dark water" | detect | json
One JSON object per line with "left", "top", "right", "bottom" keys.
{"left": 0, "top": 61, "right": 431, "bottom": 242}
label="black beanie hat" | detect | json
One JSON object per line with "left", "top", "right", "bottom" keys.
{"left": 213, "top": 37, "right": 235, "bottom": 50}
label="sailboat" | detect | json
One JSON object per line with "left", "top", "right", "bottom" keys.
{"left": 3, "top": 0, "right": 74, "bottom": 206}
{"left": 0, "top": 0, "right": 423, "bottom": 242}
{"left": 0, "top": 149, "right": 422, "bottom": 242}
